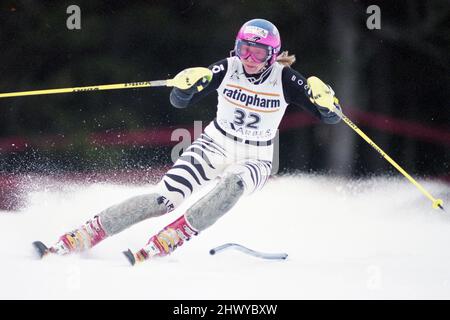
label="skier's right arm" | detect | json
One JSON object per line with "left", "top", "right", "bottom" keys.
{"left": 169, "top": 59, "right": 228, "bottom": 108}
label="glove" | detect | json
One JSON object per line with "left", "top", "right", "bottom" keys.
{"left": 306, "top": 76, "right": 338, "bottom": 113}
{"left": 182, "top": 74, "right": 212, "bottom": 95}
{"left": 317, "top": 95, "right": 341, "bottom": 115}
{"left": 175, "top": 67, "right": 212, "bottom": 95}
{"left": 169, "top": 68, "right": 212, "bottom": 109}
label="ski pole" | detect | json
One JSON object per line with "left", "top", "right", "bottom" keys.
{"left": 335, "top": 107, "right": 444, "bottom": 211}
{"left": 0, "top": 67, "right": 212, "bottom": 99}
{"left": 307, "top": 76, "right": 444, "bottom": 211}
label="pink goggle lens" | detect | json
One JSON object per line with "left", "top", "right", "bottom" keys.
{"left": 236, "top": 40, "right": 271, "bottom": 63}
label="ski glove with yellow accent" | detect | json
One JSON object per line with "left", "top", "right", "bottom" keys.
{"left": 307, "top": 76, "right": 342, "bottom": 124}
{"left": 170, "top": 68, "right": 212, "bottom": 108}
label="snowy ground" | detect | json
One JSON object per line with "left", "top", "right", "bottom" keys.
{"left": 0, "top": 174, "right": 449, "bottom": 300}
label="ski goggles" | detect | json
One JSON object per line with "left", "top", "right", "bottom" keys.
{"left": 235, "top": 40, "right": 272, "bottom": 64}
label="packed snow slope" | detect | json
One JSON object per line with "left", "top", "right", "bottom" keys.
{"left": 0, "top": 174, "right": 449, "bottom": 299}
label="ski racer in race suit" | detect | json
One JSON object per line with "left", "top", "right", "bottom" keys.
{"left": 41, "top": 19, "right": 342, "bottom": 264}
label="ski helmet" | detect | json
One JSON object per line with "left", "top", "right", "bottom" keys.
{"left": 235, "top": 19, "right": 281, "bottom": 65}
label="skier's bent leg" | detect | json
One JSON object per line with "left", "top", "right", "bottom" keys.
{"left": 98, "top": 193, "right": 170, "bottom": 235}
{"left": 185, "top": 173, "right": 244, "bottom": 231}
{"left": 50, "top": 192, "right": 173, "bottom": 255}
{"left": 134, "top": 159, "right": 272, "bottom": 261}
{"left": 49, "top": 138, "right": 226, "bottom": 256}
{"left": 48, "top": 132, "right": 228, "bottom": 256}
{"left": 134, "top": 173, "right": 245, "bottom": 261}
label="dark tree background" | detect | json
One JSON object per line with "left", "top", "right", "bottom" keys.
{"left": 0, "top": 0, "right": 448, "bottom": 179}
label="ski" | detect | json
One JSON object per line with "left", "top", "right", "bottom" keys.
{"left": 123, "top": 248, "right": 154, "bottom": 266}
{"left": 209, "top": 243, "right": 288, "bottom": 260}
{"left": 32, "top": 241, "right": 50, "bottom": 259}
{"left": 123, "top": 249, "right": 137, "bottom": 266}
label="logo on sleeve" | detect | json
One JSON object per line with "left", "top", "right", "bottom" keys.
{"left": 291, "top": 75, "right": 304, "bottom": 86}
{"left": 212, "top": 64, "right": 225, "bottom": 74}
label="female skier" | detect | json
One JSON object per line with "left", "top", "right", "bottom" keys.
{"left": 34, "top": 19, "right": 342, "bottom": 264}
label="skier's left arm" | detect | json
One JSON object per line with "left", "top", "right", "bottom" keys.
{"left": 282, "top": 67, "right": 342, "bottom": 124}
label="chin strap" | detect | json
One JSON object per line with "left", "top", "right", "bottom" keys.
{"left": 245, "top": 63, "right": 274, "bottom": 85}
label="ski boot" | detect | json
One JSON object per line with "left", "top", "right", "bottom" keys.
{"left": 123, "top": 215, "right": 198, "bottom": 265}
{"left": 33, "top": 215, "right": 108, "bottom": 258}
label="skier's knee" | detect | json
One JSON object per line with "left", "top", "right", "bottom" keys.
{"left": 222, "top": 173, "right": 245, "bottom": 195}
{"left": 223, "top": 160, "right": 272, "bottom": 195}
{"left": 153, "top": 180, "right": 186, "bottom": 212}
{"left": 185, "top": 173, "right": 244, "bottom": 231}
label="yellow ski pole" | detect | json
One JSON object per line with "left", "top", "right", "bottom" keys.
{"left": 307, "top": 76, "right": 445, "bottom": 211}
{"left": 335, "top": 107, "right": 444, "bottom": 210}
{"left": 0, "top": 67, "right": 212, "bottom": 99}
